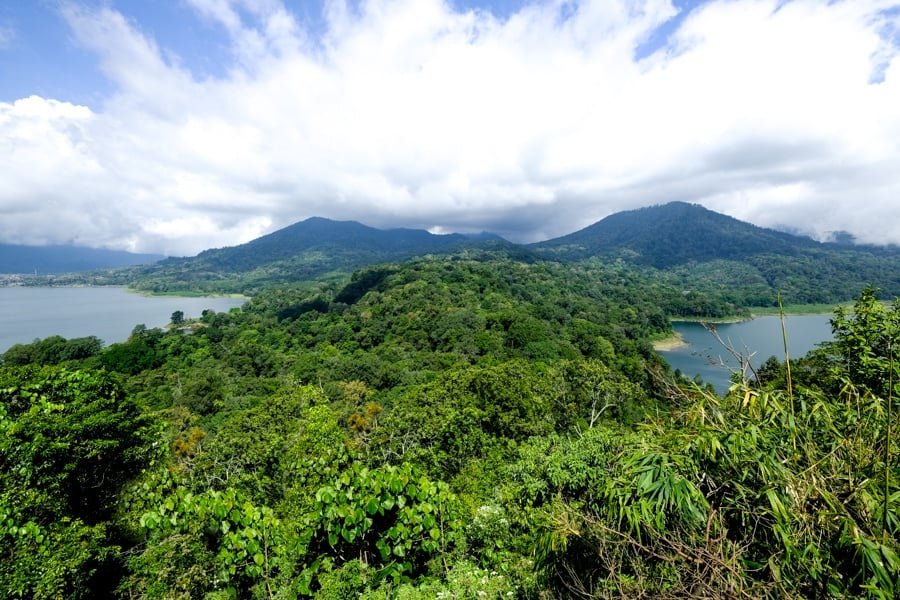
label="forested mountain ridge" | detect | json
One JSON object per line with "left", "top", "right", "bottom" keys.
{"left": 191, "top": 218, "right": 504, "bottom": 270}
{"left": 534, "top": 202, "right": 900, "bottom": 306}
{"left": 122, "top": 217, "right": 513, "bottom": 294}
{"left": 532, "top": 201, "right": 822, "bottom": 267}
{"left": 0, "top": 243, "right": 163, "bottom": 274}
{"left": 12, "top": 202, "right": 900, "bottom": 307}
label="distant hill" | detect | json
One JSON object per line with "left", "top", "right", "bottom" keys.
{"left": 126, "top": 218, "right": 512, "bottom": 294}
{"left": 0, "top": 243, "right": 163, "bottom": 274}
{"left": 533, "top": 202, "right": 900, "bottom": 306}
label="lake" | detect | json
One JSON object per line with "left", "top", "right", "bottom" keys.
{"left": 0, "top": 287, "right": 246, "bottom": 353}
{"left": 657, "top": 314, "right": 834, "bottom": 394}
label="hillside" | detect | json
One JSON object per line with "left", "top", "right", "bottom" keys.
{"left": 533, "top": 202, "right": 900, "bottom": 306}
{"left": 533, "top": 201, "right": 820, "bottom": 267}
{"left": 125, "top": 217, "right": 512, "bottom": 294}
{"left": 0, "top": 243, "right": 163, "bottom": 274}
{"left": 3, "top": 254, "right": 899, "bottom": 598}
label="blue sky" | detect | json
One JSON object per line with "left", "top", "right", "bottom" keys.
{"left": 0, "top": 1, "right": 707, "bottom": 106}
{"left": 1, "top": 0, "right": 899, "bottom": 255}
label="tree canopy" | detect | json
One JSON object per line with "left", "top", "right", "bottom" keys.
{"left": 1, "top": 255, "right": 899, "bottom": 598}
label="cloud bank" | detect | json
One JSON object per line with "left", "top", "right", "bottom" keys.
{"left": 1, "top": 0, "right": 899, "bottom": 255}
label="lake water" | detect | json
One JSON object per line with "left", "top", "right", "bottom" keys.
{"left": 0, "top": 287, "right": 246, "bottom": 353}
{"left": 658, "top": 314, "right": 834, "bottom": 394}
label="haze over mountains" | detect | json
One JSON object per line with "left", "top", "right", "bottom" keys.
{"left": 0, "top": 244, "right": 164, "bottom": 275}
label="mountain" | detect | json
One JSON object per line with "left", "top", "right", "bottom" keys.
{"left": 61, "top": 203, "right": 899, "bottom": 307}
{"left": 532, "top": 201, "right": 822, "bottom": 268}
{"left": 534, "top": 201, "right": 900, "bottom": 306}
{"left": 188, "top": 217, "right": 500, "bottom": 271}
{"left": 127, "top": 217, "right": 512, "bottom": 294}
{"left": 0, "top": 243, "right": 163, "bottom": 275}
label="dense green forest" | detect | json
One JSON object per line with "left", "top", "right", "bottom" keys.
{"left": 2, "top": 252, "right": 900, "bottom": 598}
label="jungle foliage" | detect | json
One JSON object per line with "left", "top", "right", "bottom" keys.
{"left": 1, "top": 253, "right": 899, "bottom": 599}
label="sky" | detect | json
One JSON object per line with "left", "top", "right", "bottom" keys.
{"left": 1, "top": 0, "right": 899, "bottom": 257}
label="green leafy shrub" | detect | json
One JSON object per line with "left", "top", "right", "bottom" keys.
{"left": 0, "top": 366, "right": 150, "bottom": 598}
{"left": 303, "top": 463, "right": 464, "bottom": 590}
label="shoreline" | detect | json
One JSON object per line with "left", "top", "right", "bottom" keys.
{"left": 672, "top": 304, "right": 847, "bottom": 325}
{"left": 672, "top": 316, "right": 750, "bottom": 324}
{"left": 653, "top": 331, "right": 688, "bottom": 351}
{"left": 127, "top": 287, "right": 249, "bottom": 300}
{"left": 747, "top": 304, "right": 848, "bottom": 318}
{"left": 0, "top": 281, "right": 249, "bottom": 301}
{"left": 658, "top": 307, "right": 841, "bottom": 352}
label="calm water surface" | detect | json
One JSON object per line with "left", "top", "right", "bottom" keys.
{"left": 658, "top": 315, "right": 834, "bottom": 394}
{"left": 0, "top": 287, "right": 245, "bottom": 353}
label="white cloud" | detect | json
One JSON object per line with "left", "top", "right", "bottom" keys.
{"left": 1, "top": 0, "right": 899, "bottom": 255}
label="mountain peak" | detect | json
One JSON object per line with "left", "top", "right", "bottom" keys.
{"left": 138, "top": 217, "right": 508, "bottom": 293}
{"left": 533, "top": 201, "right": 818, "bottom": 268}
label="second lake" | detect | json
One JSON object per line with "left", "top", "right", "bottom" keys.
{"left": 0, "top": 287, "right": 247, "bottom": 354}
{"left": 657, "top": 314, "right": 834, "bottom": 394}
